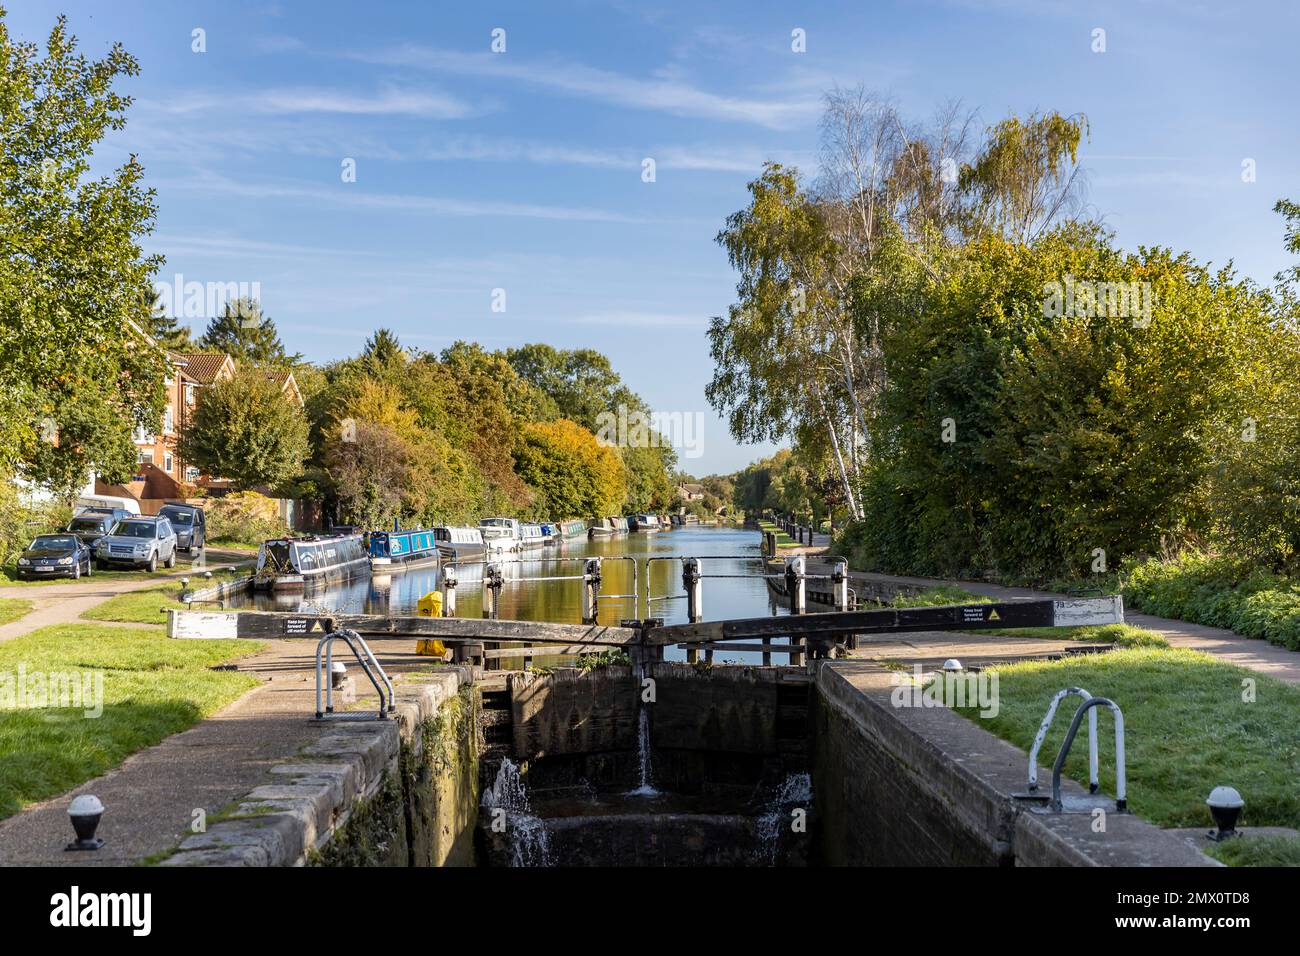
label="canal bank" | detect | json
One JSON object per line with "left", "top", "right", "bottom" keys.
{"left": 150, "top": 649, "right": 1213, "bottom": 867}
{"left": 0, "top": 529, "right": 1231, "bottom": 866}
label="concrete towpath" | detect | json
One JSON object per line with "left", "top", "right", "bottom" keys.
{"left": 798, "top": 559, "right": 1300, "bottom": 685}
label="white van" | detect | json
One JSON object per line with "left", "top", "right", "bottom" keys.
{"left": 73, "top": 495, "right": 141, "bottom": 517}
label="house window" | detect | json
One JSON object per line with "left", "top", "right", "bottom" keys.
{"left": 138, "top": 450, "right": 153, "bottom": 465}
{"left": 133, "top": 425, "right": 153, "bottom": 444}
{"left": 163, "top": 405, "right": 174, "bottom": 433}
{"left": 185, "top": 384, "right": 195, "bottom": 405}
{"left": 185, "top": 466, "right": 201, "bottom": 482}
{"left": 164, "top": 451, "right": 174, "bottom": 472}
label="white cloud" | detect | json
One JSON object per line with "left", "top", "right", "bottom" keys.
{"left": 154, "top": 86, "right": 476, "bottom": 119}
{"left": 352, "top": 45, "right": 821, "bottom": 128}
{"left": 157, "top": 171, "right": 673, "bottom": 224}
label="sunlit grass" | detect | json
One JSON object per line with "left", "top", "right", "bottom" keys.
{"left": 952, "top": 647, "right": 1300, "bottom": 833}
{"left": 0, "top": 623, "right": 264, "bottom": 821}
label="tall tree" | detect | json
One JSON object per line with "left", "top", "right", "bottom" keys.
{"left": 0, "top": 11, "right": 169, "bottom": 494}
{"left": 145, "top": 305, "right": 195, "bottom": 351}
{"left": 199, "top": 297, "right": 301, "bottom": 365}
{"left": 515, "top": 419, "right": 627, "bottom": 519}
{"left": 180, "top": 368, "right": 309, "bottom": 490}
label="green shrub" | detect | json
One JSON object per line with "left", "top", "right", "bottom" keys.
{"left": 1123, "top": 552, "right": 1300, "bottom": 650}
{"left": 0, "top": 484, "right": 70, "bottom": 567}
{"left": 204, "top": 491, "right": 286, "bottom": 547}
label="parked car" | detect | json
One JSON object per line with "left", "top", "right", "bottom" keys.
{"left": 15, "top": 534, "right": 94, "bottom": 580}
{"left": 66, "top": 512, "right": 116, "bottom": 547}
{"left": 95, "top": 516, "right": 178, "bottom": 572}
{"left": 75, "top": 506, "right": 133, "bottom": 525}
{"left": 157, "top": 503, "right": 205, "bottom": 553}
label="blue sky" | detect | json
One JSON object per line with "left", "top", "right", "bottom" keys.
{"left": 10, "top": 0, "right": 1297, "bottom": 473}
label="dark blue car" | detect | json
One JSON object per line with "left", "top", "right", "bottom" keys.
{"left": 15, "top": 534, "right": 94, "bottom": 580}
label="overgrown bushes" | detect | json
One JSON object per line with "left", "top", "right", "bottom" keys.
{"left": 204, "top": 491, "right": 286, "bottom": 547}
{"left": 0, "top": 484, "right": 69, "bottom": 568}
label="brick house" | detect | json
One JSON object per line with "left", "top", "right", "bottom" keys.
{"left": 96, "top": 351, "right": 302, "bottom": 512}
{"left": 676, "top": 482, "right": 705, "bottom": 502}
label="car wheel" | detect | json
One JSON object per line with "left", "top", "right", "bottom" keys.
{"left": 72, "top": 561, "right": 81, "bottom": 580}
{"left": 147, "top": 553, "right": 157, "bottom": 573}
{"left": 166, "top": 548, "right": 176, "bottom": 569}
{"left": 85, "top": 557, "right": 93, "bottom": 577}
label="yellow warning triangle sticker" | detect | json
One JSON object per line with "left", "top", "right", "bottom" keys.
{"left": 310, "top": 620, "right": 324, "bottom": 632}
{"left": 988, "top": 609, "right": 1001, "bottom": 621}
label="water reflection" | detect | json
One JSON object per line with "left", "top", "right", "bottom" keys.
{"left": 234, "top": 527, "right": 789, "bottom": 663}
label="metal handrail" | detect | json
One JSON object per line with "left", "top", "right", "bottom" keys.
{"left": 644, "top": 554, "right": 767, "bottom": 612}
{"left": 314, "top": 628, "right": 394, "bottom": 720}
{"left": 1026, "top": 687, "right": 1099, "bottom": 795}
{"left": 1051, "top": 697, "right": 1126, "bottom": 812}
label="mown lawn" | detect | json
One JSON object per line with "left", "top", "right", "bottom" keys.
{"left": 0, "top": 597, "right": 33, "bottom": 627}
{"left": 757, "top": 520, "right": 798, "bottom": 547}
{"left": 0, "top": 623, "right": 264, "bottom": 821}
{"left": 81, "top": 569, "right": 248, "bottom": 625}
{"left": 81, "top": 587, "right": 191, "bottom": 625}
{"left": 952, "top": 647, "right": 1300, "bottom": 835}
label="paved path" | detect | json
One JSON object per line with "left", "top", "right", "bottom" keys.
{"left": 799, "top": 560, "right": 1300, "bottom": 685}
{"left": 0, "top": 548, "right": 255, "bottom": 643}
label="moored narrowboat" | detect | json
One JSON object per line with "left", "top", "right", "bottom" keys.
{"left": 519, "top": 522, "right": 546, "bottom": 549}
{"left": 369, "top": 528, "right": 441, "bottom": 573}
{"left": 434, "top": 525, "right": 486, "bottom": 561}
{"left": 588, "top": 516, "right": 629, "bottom": 538}
{"left": 479, "top": 517, "right": 521, "bottom": 552}
{"left": 255, "top": 533, "right": 370, "bottom": 591}
{"left": 630, "top": 513, "right": 661, "bottom": 532}
{"left": 560, "top": 519, "right": 587, "bottom": 539}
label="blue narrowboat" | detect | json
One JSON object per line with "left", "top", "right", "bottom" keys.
{"left": 369, "top": 528, "right": 442, "bottom": 573}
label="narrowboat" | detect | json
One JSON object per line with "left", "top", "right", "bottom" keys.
{"left": 519, "top": 522, "right": 546, "bottom": 549}
{"left": 539, "top": 522, "right": 558, "bottom": 544}
{"left": 433, "top": 525, "right": 486, "bottom": 561}
{"left": 559, "top": 519, "right": 587, "bottom": 539}
{"left": 479, "top": 517, "right": 521, "bottom": 553}
{"left": 658, "top": 513, "right": 673, "bottom": 529}
{"left": 369, "top": 528, "right": 441, "bottom": 573}
{"left": 254, "top": 533, "right": 370, "bottom": 591}
{"left": 588, "top": 516, "right": 629, "bottom": 538}
{"left": 630, "top": 513, "right": 661, "bottom": 532}
{"left": 670, "top": 514, "right": 685, "bottom": 527}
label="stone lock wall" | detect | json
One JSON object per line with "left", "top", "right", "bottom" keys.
{"left": 161, "top": 669, "right": 480, "bottom": 867}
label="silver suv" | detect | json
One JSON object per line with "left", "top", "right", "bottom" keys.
{"left": 95, "top": 516, "right": 179, "bottom": 572}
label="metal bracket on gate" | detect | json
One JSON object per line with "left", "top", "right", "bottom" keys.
{"left": 313, "top": 628, "right": 395, "bottom": 721}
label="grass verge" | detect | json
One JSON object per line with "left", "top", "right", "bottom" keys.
{"left": 1204, "top": 835, "right": 1300, "bottom": 867}
{"left": 0, "top": 623, "right": 264, "bottom": 822}
{"left": 81, "top": 569, "right": 248, "bottom": 625}
{"left": 0, "top": 598, "right": 33, "bottom": 627}
{"left": 757, "top": 520, "right": 798, "bottom": 548}
{"left": 952, "top": 647, "right": 1300, "bottom": 838}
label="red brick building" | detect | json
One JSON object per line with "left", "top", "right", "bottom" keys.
{"left": 96, "top": 351, "right": 301, "bottom": 512}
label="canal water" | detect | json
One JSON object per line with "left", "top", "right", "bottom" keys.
{"left": 232, "top": 526, "right": 789, "bottom": 664}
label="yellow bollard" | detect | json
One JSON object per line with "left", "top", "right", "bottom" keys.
{"left": 415, "top": 591, "right": 446, "bottom": 657}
